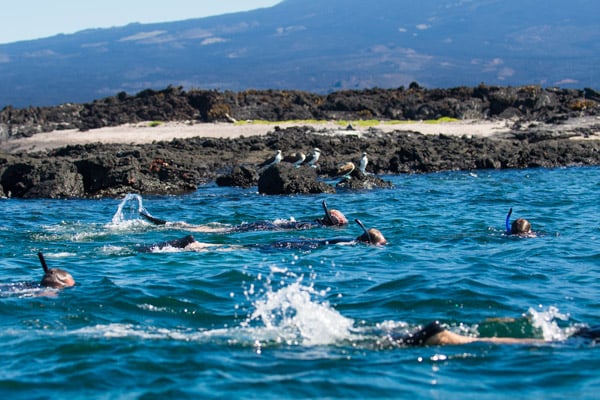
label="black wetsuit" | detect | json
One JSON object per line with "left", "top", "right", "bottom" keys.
{"left": 391, "top": 321, "right": 446, "bottom": 346}
{"left": 226, "top": 220, "right": 326, "bottom": 233}
{"left": 137, "top": 235, "right": 197, "bottom": 253}
{"left": 571, "top": 325, "right": 600, "bottom": 343}
{"left": 254, "top": 236, "right": 356, "bottom": 251}
{"left": 139, "top": 234, "right": 357, "bottom": 253}
{"left": 139, "top": 209, "right": 331, "bottom": 232}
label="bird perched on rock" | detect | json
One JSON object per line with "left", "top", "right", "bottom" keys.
{"left": 336, "top": 161, "right": 356, "bottom": 180}
{"left": 258, "top": 150, "right": 282, "bottom": 172}
{"left": 304, "top": 148, "right": 321, "bottom": 168}
{"left": 359, "top": 152, "right": 368, "bottom": 174}
{"left": 283, "top": 151, "right": 306, "bottom": 168}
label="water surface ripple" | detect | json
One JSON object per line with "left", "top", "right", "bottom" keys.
{"left": 1, "top": 166, "right": 599, "bottom": 398}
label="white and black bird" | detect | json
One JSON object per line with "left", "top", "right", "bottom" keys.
{"left": 283, "top": 151, "right": 306, "bottom": 168}
{"left": 258, "top": 150, "right": 282, "bottom": 171}
{"left": 359, "top": 152, "right": 368, "bottom": 174}
{"left": 304, "top": 148, "right": 321, "bottom": 168}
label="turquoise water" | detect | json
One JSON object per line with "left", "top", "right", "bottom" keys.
{"left": 1, "top": 166, "right": 599, "bottom": 399}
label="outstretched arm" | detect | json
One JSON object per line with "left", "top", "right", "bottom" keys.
{"left": 139, "top": 208, "right": 168, "bottom": 225}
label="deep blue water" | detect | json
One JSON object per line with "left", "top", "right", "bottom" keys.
{"left": 1, "top": 166, "right": 599, "bottom": 399}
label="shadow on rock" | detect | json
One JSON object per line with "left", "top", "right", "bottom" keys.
{"left": 257, "top": 163, "right": 335, "bottom": 195}
{"left": 215, "top": 164, "right": 259, "bottom": 188}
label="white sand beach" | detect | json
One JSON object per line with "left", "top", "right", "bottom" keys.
{"left": 2, "top": 117, "right": 598, "bottom": 153}
{"left": 1, "top": 119, "right": 514, "bottom": 153}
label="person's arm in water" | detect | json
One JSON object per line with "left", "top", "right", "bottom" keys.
{"left": 139, "top": 208, "right": 168, "bottom": 225}
{"left": 395, "top": 321, "right": 600, "bottom": 346}
{"left": 139, "top": 208, "right": 230, "bottom": 233}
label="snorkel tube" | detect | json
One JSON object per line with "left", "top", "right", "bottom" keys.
{"left": 38, "top": 252, "right": 49, "bottom": 273}
{"left": 355, "top": 218, "right": 374, "bottom": 244}
{"left": 505, "top": 208, "right": 513, "bottom": 233}
{"left": 322, "top": 200, "right": 335, "bottom": 226}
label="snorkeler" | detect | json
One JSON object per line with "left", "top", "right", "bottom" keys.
{"left": 136, "top": 234, "right": 220, "bottom": 253}
{"left": 505, "top": 208, "right": 534, "bottom": 236}
{"left": 393, "top": 320, "right": 600, "bottom": 347}
{"left": 138, "top": 219, "right": 386, "bottom": 253}
{"left": 266, "top": 219, "right": 386, "bottom": 250}
{"left": 38, "top": 252, "right": 75, "bottom": 289}
{"left": 138, "top": 200, "right": 348, "bottom": 233}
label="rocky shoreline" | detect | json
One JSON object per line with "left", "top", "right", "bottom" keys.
{"left": 0, "top": 85, "right": 599, "bottom": 198}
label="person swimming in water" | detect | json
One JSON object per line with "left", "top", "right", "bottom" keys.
{"left": 138, "top": 200, "right": 348, "bottom": 233}
{"left": 265, "top": 219, "right": 387, "bottom": 250}
{"left": 505, "top": 208, "right": 534, "bottom": 236}
{"left": 392, "top": 320, "right": 600, "bottom": 347}
{"left": 138, "top": 219, "right": 386, "bottom": 253}
{"left": 0, "top": 253, "right": 75, "bottom": 296}
{"left": 38, "top": 252, "right": 76, "bottom": 289}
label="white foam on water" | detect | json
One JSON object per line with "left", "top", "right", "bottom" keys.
{"left": 67, "top": 277, "right": 355, "bottom": 348}
{"left": 242, "top": 279, "right": 354, "bottom": 346}
{"left": 73, "top": 323, "right": 195, "bottom": 340}
{"left": 146, "top": 245, "right": 188, "bottom": 253}
{"left": 0, "top": 283, "right": 44, "bottom": 297}
{"left": 528, "top": 305, "right": 571, "bottom": 341}
{"left": 273, "top": 217, "right": 296, "bottom": 224}
{"left": 106, "top": 193, "right": 153, "bottom": 231}
{"left": 50, "top": 297, "right": 585, "bottom": 350}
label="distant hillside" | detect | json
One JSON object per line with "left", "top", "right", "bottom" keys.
{"left": 2, "top": 85, "right": 598, "bottom": 142}
{"left": 0, "top": 0, "right": 598, "bottom": 107}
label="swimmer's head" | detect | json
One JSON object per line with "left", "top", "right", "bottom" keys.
{"left": 511, "top": 218, "right": 531, "bottom": 235}
{"left": 38, "top": 252, "right": 75, "bottom": 289}
{"left": 325, "top": 209, "right": 348, "bottom": 226}
{"left": 354, "top": 219, "right": 387, "bottom": 245}
{"left": 357, "top": 228, "right": 387, "bottom": 245}
{"left": 41, "top": 268, "right": 75, "bottom": 289}
{"left": 320, "top": 200, "right": 348, "bottom": 226}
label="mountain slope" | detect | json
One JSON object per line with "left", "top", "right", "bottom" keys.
{"left": 0, "top": 0, "right": 598, "bottom": 107}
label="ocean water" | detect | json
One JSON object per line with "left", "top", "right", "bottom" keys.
{"left": 1, "top": 166, "right": 599, "bottom": 399}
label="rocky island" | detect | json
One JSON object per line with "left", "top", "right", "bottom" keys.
{"left": 0, "top": 84, "right": 599, "bottom": 198}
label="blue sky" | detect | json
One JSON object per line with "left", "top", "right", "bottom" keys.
{"left": 0, "top": 0, "right": 282, "bottom": 44}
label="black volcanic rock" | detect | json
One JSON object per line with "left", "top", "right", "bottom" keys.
{"left": 335, "top": 169, "right": 393, "bottom": 191}
{"left": 0, "top": 123, "right": 599, "bottom": 198}
{"left": 258, "top": 163, "right": 335, "bottom": 195}
{"left": 0, "top": 86, "right": 599, "bottom": 198}
{"left": 216, "top": 164, "right": 259, "bottom": 188}
{"left": 0, "top": 156, "right": 84, "bottom": 198}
